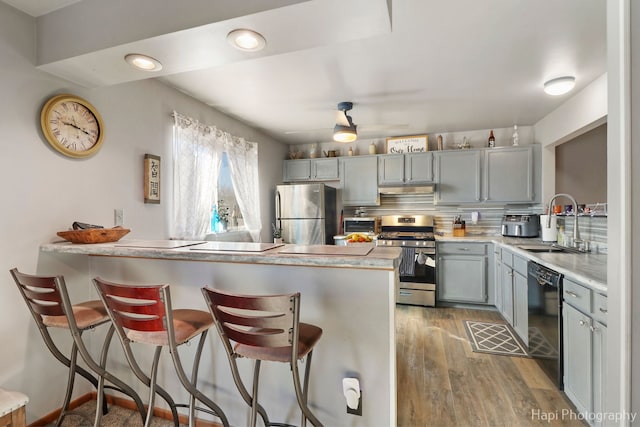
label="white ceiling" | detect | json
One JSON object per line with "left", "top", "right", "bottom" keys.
{"left": 5, "top": 0, "right": 607, "bottom": 145}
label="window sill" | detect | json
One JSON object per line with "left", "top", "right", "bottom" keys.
{"left": 205, "top": 230, "right": 252, "bottom": 242}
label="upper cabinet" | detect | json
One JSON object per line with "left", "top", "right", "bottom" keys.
{"left": 341, "top": 156, "right": 379, "bottom": 206}
{"left": 283, "top": 158, "right": 339, "bottom": 182}
{"left": 435, "top": 145, "right": 537, "bottom": 205}
{"left": 484, "top": 146, "right": 534, "bottom": 203}
{"left": 378, "top": 153, "right": 433, "bottom": 186}
{"left": 435, "top": 150, "right": 482, "bottom": 204}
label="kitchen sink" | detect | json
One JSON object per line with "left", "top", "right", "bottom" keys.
{"left": 517, "top": 244, "right": 567, "bottom": 253}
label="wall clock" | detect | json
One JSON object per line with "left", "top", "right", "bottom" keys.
{"left": 40, "top": 94, "right": 105, "bottom": 158}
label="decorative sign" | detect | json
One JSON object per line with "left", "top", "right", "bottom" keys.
{"left": 144, "top": 154, "right": 161, "bottom": 204}
{"left": 385, "top": 135, "right": 428, "bottom": 154}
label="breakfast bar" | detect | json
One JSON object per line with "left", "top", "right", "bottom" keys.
{"left": 39, "top": 240, "right": 402, "bottom": 426}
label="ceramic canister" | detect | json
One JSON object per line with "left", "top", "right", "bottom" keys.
{"left": 540, "top": 215, "right": 558, "bottom": 242}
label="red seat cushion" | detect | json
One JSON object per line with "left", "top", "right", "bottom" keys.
{"left": 42, "top": 300, "right": 109, "bottom": 330}
{"left": 127, "top": 309, "right": 213, "bottom": 346}
{"left": 234, "top": 323, "right": 322, "bottom": 362}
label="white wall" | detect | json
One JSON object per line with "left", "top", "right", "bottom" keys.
{"left": 0, "top": 3, "right": 286, "bottom": 422}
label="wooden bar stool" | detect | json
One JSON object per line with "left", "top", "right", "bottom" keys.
{"left": 0, "top": 389, "right": 28, "bottom": 427}
{"left": 202, "top": 287, "right": 323, "bottom": 427}
{"left": 9, "top": 268, "right": 147, "bottom": 427}
{"left": 93, "top": 277, "right": 229, "bottom": 427}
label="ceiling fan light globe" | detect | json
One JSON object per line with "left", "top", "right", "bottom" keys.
{"left": 333, "top": 124, "right": 358, "bottom": 143}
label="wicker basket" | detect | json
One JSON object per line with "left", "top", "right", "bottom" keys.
{"left": 57, "top": 227, "right": 130, "bottom": 244}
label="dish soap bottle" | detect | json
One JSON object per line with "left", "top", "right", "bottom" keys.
{"left": 557, "top": 225, "right": 565, "bottom": 246}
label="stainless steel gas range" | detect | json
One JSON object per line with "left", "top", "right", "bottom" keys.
{"left": 376, "top": 215, "right": 436, "bottom": 307}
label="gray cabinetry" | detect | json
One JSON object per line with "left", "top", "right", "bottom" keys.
{"left": 562, "top": 276, "right": 608, "bottom": 426}
{"left": 283, "top": 158, "right": 339, "bottom": 182}
{"left": 437, "top": 242, "right": 488, "bottom": 304}
{"left": 435, "top": 150, "right": 482, "bottom": 204}
{"left": 378, "top": 153, "right": 433, "bottom": 185}
{"left": 484, "top": 146, "right": 534, "bottom": 203}
{"left": 499, "top": 247, "right": 528, "bottom": 344}
{"left": 341, "top": 156, "right": 379, "bottom": 206}
{"left": 435, "top": 146, "right": 537, "bottom": 204}
{"left": 494, "top": 245, "right": 503, "bottom": 313}
{"left": 563, "top": 302, "right": 593, "bottom": 415}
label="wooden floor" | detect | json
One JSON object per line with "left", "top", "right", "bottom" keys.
{"left": 396, "top": 305, "right": 586, "bottom": 427}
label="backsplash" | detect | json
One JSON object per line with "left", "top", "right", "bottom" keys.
{"left": 342, "top": 193, "right": 608, "bottom": 250}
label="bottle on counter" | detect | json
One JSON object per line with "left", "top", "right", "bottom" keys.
{"left": 488, "top": 130, "right": 495, "bottom": 148}
{"left": 437, "top": 134, "right": 443, "bottom": 150}
{"left": 368, "top": 142, "right": 377, "bottom": 155}
{"left": 557, "top": 225, "right": 565, "bottom": 246}
{"left": 348, "top": 147, "right": 353, "bottom": 156}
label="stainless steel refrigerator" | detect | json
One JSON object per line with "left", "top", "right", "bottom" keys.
{"left": 275, "top": 183, "right": 337, "bottom": 245}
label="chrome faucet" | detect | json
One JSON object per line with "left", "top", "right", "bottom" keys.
{"left": 546, "top": 193, "right": 581, "bottom": 247}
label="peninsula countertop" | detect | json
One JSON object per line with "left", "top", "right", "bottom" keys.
{"left": 40, "top": 240, "right": 403, "bottom": 270}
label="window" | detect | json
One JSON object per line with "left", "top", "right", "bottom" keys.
{"left": 211, "top": 153, "right": 244, "bottom": 233}
{"left": 171, "top": 111, "right": 261, "bottom": 242}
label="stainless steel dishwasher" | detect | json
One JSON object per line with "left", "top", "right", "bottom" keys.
{"left": 527, "top": 261, "right": 563, "bottom": 389}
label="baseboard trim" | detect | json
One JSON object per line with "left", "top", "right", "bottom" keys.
{"left": 29, "top": 392, "right": 222, "bottom": 427}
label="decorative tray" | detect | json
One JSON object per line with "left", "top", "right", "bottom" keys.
{"left": 57, "top": 227, "right": 130, "bottom": 244}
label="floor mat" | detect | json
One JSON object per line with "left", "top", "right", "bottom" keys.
{"left": 463, "top": 320, "right": 529, "bottom": 357}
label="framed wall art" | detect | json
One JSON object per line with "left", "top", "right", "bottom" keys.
{"left": 385, "top": 135, "right": 428, "bottom": 154}
{"left": 144, "top": 154, "right": 161, "bottom": 204}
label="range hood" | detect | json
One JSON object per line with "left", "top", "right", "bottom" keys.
{"left": 378, "top": 185, "right": 435, "bottom": 195}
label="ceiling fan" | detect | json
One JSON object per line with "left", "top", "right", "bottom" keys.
{"left": 284, "top": 101, "right": 409, "bottom": 142}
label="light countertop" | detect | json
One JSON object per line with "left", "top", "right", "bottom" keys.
{"left": 436, "top": 234, "right": 607, "bottom": 294}
{"left": 40, "top": 240, "right": 402, "bottom": 270}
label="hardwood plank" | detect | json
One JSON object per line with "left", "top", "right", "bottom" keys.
{"left": 396, "top": 305, "right": 587, "bottom": 427}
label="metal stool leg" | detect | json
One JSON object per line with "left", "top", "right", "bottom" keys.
{"left": 250, "top": 360, "right": 261, "bottom": 427}
{"left": 168, "top": 331, "right": 229, "bottom": 427}
{"left": 292, "top": 351, "right": 322, "bottom": 427}
{"left": 143, "top": 346, "right": 163, "bottom": 427}
{"left": 54, "top": 342, "right": 79, "bottom": 427}
{"left": 118, "top": 338, "right": 180, "bottom": 426}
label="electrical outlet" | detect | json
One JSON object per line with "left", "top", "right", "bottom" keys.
{"left": 114, "top": 208, "right": 124, "bottom": 226}
{"left": 347, "top": 391, "right": 362, "bottom": 416}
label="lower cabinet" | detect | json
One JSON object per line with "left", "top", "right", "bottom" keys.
{"left": 498, "top": 247, "right": 528, "bottom": 344}
{"left": 437, "top": 242, "right": 488, "bottom": 304}
{"left": 562, "top": 277, "right": 607, "bottom": 427}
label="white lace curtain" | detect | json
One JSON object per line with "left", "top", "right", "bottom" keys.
{"left": 171, "top": 112, "right": 262, "bottom": 241}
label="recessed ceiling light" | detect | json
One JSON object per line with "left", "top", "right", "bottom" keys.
{"left": 227, "top": 29, "right": 266, "bottom": 52}
{"left": 543, "top": 76, "right": 576, "bottom": 96}
{"left": 124, "top": 54, "right": 163, "bottom": 71}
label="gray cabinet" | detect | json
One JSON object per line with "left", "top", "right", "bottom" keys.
{"left": 341, "top": 156, "right": 379, "bottom": 206}
{"left": 493, "top": 245, "right": 503, "bottom": 313}
{"left": 283, "top": 158, "right": 339, "bottom": 182}
{"left": 435, "top": 150, "right": 482, "bottom": 204}
{"left": 435, "top": 146, "right": 536, "bottom": 204}
{"left": 484, "top": 146, "right": 534, "bottom": 203}
{"left": 563, "top": 303, "right": 593, "bottom": 415}
{"left": 499, "top": 247, "right": 528, "bottom": 344}
{"left": 379, "top": 153, "right": 433, "bottom": 185}
{"left": 562, "top": 277, "right": 608, "bottom": 426}
{"left": 437, "top": 242, "right": 487, "bottom": 304}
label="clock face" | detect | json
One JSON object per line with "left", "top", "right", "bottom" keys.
{"left": 40, "top": 94, "right": 104, "bottom": 158}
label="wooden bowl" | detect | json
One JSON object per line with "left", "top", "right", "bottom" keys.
{"left": 57, "top": 227, "right": 130, "bottom": 244}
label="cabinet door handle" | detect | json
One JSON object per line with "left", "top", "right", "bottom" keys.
{"left": 399, "top": 291, "right": 412, "bottom": 296}
{"left": 458, "top": 248, "right": 470, "bottom": 251}
{"left": 578, "top": 319, "right": 588, "bottom": 326}
{"left": 599, "top": 307, "right": 607, "bottom": 313}
{"left": 566, "top": 291, "right": 579, "bottom": 298}
{"left": 590, "top": 325, "right": 600, "bottom": 333}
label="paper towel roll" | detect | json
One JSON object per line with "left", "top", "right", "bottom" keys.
{"left": 540, "top": 215, "right": 558, "bottom": 242}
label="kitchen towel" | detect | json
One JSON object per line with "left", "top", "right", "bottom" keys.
{"left": 399, "top": 248, "right": 416, "bottom": 276}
